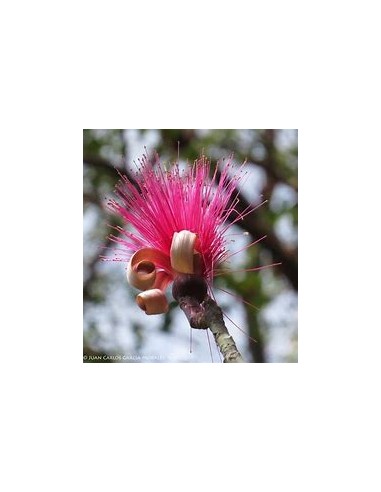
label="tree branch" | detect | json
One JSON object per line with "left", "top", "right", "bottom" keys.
{"left": 177, "top": 294, "right": 245, "bottom": 363}
{"left": 215, "top": 168, "right": 298, "bottom": 290}
{"left": 202, "top": 296, "right": 245, "bottom": 363}
{"left": 234, "top": 191, "right": 298, "bottom": 290}
{"left": 83, "top": 154, "right": 122, "bottom": 177}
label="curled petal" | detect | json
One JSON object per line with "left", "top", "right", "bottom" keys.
{"left": 127, "top": 257, "right": 156, "bottom": 291}
{"left": 136, "top": 289, "right": 169, "bottom": 315}
{"left": 170, "top": 230, "right": 197, "bottom": 274}
{"left": 127, "top": 248, "right": 170, "bottom": 290}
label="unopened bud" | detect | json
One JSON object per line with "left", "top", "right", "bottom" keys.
{"left": 172, "top": 274, "right": 208, "bottom": 303}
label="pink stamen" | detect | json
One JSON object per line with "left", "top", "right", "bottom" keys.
{"left": 215, "top": 287, "right": 261, "bottom": 313}
{"left": 223, "top": 235, "right": 267, "bottom": 261}
{"left": 214, "top": 262, "right": 282, "bottom": 277}
{"left": 222, "top": 310, "right": 258, "bottom": 344}
{"left": 106, "top": 152, "right": 251, "bottom": 281}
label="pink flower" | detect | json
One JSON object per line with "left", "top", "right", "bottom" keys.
{"left": 106, "top": 152, "right": 248, "bottom": 314}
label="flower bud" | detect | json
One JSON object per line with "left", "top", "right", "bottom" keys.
{"left": 172, "top": 274, "right": 208, "bottom": 303}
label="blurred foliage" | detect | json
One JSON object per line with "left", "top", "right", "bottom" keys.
{"left": 83, "top": 129, "right": 298, "bottom": 362}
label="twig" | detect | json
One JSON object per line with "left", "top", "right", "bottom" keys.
{"left": 177, "top": 294, "right": 245, "bottom": 363}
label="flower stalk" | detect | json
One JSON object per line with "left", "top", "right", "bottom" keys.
{"left": 172, "top": 276, "right": 245, "bottom": 363}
